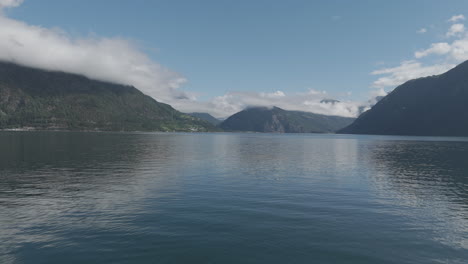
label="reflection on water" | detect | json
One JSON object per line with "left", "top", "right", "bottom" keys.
{"left": 0, "top": 132, "right": 467, "bottom": 264}
{"left": 367, "top": 140, "right": 468, "bottom": 251}
{"left": 369, "top": 140, "right": 468, "bottom": 203}
{"left": 0, "top": 132, "right": 182, "bottom": 264}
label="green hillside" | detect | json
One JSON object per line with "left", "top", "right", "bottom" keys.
{"left": 0, "top": 62, "right": 218, "bottom": 132}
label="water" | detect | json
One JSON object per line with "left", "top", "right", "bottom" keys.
{"left": 0, "top": 132, "right": 467, "bottom": 263}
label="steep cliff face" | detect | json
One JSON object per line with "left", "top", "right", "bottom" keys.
{"left": 220, "top": 106, "right": 355, "bottom": 133}
{"left": 264, "top": 114, "right": 285, "bottom": 132}
{"left": 0, "top": 62, "right": 218, "bottom": 132}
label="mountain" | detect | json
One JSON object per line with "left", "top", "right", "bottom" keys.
{"left": 0, "top": 62, "right": 218, "bottom": 132}
{"left": 339, "top": 60, "right": 468, "bottom": 137}
{"left": 220, "top": 106, "right": 355, "bottom": 133}
{"left": 188, "top": 112, "right": 221, "bottom": 125}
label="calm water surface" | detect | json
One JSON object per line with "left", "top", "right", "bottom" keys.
{"left": 0, "top": 132, "right": 467, "bottom": 263}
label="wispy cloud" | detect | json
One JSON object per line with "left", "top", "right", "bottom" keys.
{"left": 415, "top": 42, "right": 451, "bottom": 58}
{"left": 371, "top": 61, "right": 455, "bottom": 88}
{"left": 417, "top": 28, "right": 427, "bottom": 34}
{"left": 448, "top": 14, "right": 465, "bottom": 23}
{"left": 371, "top": 15, "right": 468, "bottom": 90}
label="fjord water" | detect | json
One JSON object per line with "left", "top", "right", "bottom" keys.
{"left": 0, "top": 132, "right": 467, "bottom": 263}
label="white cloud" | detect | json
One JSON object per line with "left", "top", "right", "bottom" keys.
{"left": 0, "top": 0, "right": 23, "bottom": 8}
{"left": 369, "top": 87, "right": 387, "bottom": 101}
{"left": 0, "top": 3, "right": 189, "bottom": 104}
{"left": 414, "top": 35, "right": 468, "bottom": 62}
{"left": 260, "top": 90, "right": 285, "bottom": 98}
{"left": 307, "top": 89, "right": 327, "bottom": 95}
{"left": 417, "top": 28, "right": 427, "bottom": 34}
{"left": 446, "top": 23, "right": 465, "bottom": 37}
{"left": 448, "top": 14, "right": 465, "bottom": 23}
{"left": 415, "top": 42, "right": 451, "bottom": 58}
{"left": 448, "top": 38, "right": 468, "bottom": 61}
{"left": 371, "top": 60, "right": 455, "bottom": 88}
{"left": 172, "top": 89, "right": 366, "bottom": 118}
{"left": 414, "top": 38, "right": 468, "bottom": 62}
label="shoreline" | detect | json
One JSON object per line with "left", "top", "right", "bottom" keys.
{"left": 2, "top": 129, "right": 468, "bottom": 142}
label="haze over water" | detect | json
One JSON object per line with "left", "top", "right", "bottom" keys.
{"left": 1, "top": 132, "right": 467, "bottom": 263}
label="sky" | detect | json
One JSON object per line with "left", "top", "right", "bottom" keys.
{"left": 2, "top": 0, "right": 468, "bottom": 118}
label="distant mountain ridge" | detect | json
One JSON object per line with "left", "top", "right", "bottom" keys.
{"left": 0, "top": 62, "right": 218, "bottom": 132}
{"left": 220, "top": 106, "right": 354, "bottom": 133}
{"left": 188, "top": 112, "right": 221, "bottom": 125}
{"left": 339, "top": 60, "right": 468, "bottom": 137}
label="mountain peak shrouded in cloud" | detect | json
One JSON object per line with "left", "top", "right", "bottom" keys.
{"left": 0, "top": 8, "right": 189, "bottom": 104}
{"left": 0, "top": 61, "right": 218, "bottom": 131}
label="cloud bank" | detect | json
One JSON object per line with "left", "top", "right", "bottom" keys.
{"left": 0, "top": 2, "right": 188, "bottom": 103}
{"left": 171, "top": 89, "right": 366, "bottom": 118}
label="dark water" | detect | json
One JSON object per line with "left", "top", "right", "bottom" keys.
{"left": 1, "top": 132, "right": 467, "bottom": 264}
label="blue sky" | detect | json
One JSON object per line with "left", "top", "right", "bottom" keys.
{"left": 2, "top": 0, "right": 468, "bottom": 117}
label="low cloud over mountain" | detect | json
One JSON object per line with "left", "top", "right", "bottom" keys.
{"left": 0, "top": 1, "right": 188, "bottom": 104}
